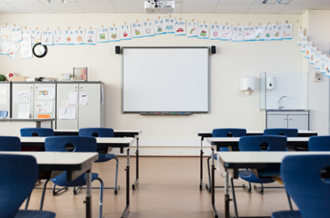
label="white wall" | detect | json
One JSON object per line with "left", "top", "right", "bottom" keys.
{"left": 0, "top": 13, "right": 304, "bottom": 155}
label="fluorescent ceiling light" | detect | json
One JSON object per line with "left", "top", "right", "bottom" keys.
{"left": 262, "top": 0, "right": 268, "bottom": 4}
{"left": 48, "top": 0, "right": 54, "bottom": 3}
{"left": 275, "top": 0, "right": 282, "bottom": 4}
{"left": 62, "top": 0, "right": 67, "bottom": 3}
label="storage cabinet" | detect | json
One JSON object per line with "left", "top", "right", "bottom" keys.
{"left": 266, "top": 111, "right": 310, "bottom": 130}
{"left": 0, "top": 82, "right": 11, "bottom": 117}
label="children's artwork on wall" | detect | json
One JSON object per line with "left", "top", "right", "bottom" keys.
{"left": 174, "top": 19, "right": 186, "bottom": 36}
{"left": 11, "top": 25, "right": 22, "bottom": 42}
{"left": 297, "top": 27, "right": 303, "bottom": 45}
{"left": 313, "top": 50, "right": 322, "bottom": 69}
{"left": 84, "top": 28, "right": 97, "bottom": 45}
{"left": 271, "top": 23, "right": 282, "bottom": 40}
{"left": 74, "top": 29, "right": 85, "bottom": 45}
{"left": 97, "top": 26, "right": 109, "bottom": 43}
{"left": 31, "top": 29, "right": 41, "bottom": 45}
{"left": 62, "top": 29, "right": 75, "bottom": 45}
{"left": 143, "top": 20, "right": 154, "bottom": 37}
{"left": 154, "top": 18, "right": 165, "bottom": 35}
{"left": 319, "top": 54, "right": 327, "bottom": 73}
{"left": 0, "top": 41, "right": 9, "bottom": 55}
{"left": 164, "top": 17, "right": 175, "bottom": 34}
{"left": 20, "top": 41, "right": 32, "bottom": 59}
{"left": 282, "top": 23, "right": 292, "bottom": 40}
{"left": 132, "top": 22, "right": 144, "bottom": 38}
{"left": 325, "top": 58, "right": 330, "bottom": 77}
{"left": 309, "top": 46, "right": 316, "bottom": 64}
{"left": 120, "top": 23, "right": 131, "bottom": 40}
{"left": 255, "top": 25, "right": 265, "bottom": 41}
{"left": 210, "top": 23, "right": 220, "bottom": 40}
{"left": 54, "top": 29, "right": 64, "bottom": 45}
{"left": 186, "top": 21, "right": 198, "bottom": 38}
{"left": 41, "top": 30, "right": 53, "bottom": 46}
{"left": 219, "top": 25, "right": 232, "bottom": 41}
{"left": 304, "top": 41, "right": 312, "bottom": 59}
{"left": 197, "top": 22, "right": 209, "bottom": 39}
{"left": 243, "top": 25, "right": 256, "bottom": 41}
{"left": 301, "top": 36, "right": 308, "bottom": 52}
{"left": 232, "top": 25, "right": 244, "bottom": 42}
{"left": 262, "top": 24, "right": 272, "bottom": 41}
{"left": 109, "top": 25, "right": 120, "bottom": 42}
{"left": 8, "top": 42, "right": 20, "bottom": 58}
{"left": 1, "top": 25, "right": 11, "bottom": 41}
{"left": 22, "top": 28, "right": 31, "bottom": 42}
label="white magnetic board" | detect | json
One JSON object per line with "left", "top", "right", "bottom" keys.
{"left": 122, "top": 47, "right": 209, "bottom": 113}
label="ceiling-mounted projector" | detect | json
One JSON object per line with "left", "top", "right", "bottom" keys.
{"left": 144, "top": 0, "right": 175, "bottom": 14}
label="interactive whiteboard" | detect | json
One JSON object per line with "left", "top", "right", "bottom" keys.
{"left": 122, "top": 47, "right": 209, "bottom": 114}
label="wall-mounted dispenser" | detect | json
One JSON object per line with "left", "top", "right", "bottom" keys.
{"left": 266, "top": 76, "right": 274, "bottom": 90}
{"left": 240, "top": 77, "right": 255, "bottom": 96}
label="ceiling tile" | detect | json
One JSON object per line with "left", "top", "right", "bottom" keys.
{"left": 78, "top": 2, "right": 117, "bottom": 13}
{"left": 40, "top": 0, "right": 76, "bottom": 3}
{"left": 246, "top": 3, "right": 286, "bottom": 13}
{"left": 254, "top": 0, "right": 291, "bottom": 3}
{"left": 279, "top": 4, "right": 321, "bottom": 13}
{"left": 111, "top": 0, "right": 146, "bottom": 2}
{"left": 76, "top": 0, "right": 111, "bottom": 2}
{"left": 289, "top": 0, "right": 329, "bottom": 4}
{"left": 219, "top": 0, "right": 254, "bottom": 3}
{"left": 112, "top": 2, "right": 145, "bottom": 13}
{"left": 6, "top": 2, "right": 52, "bottom": 13}
{"left": 43, "top": 3, "right": 84, "bottom": 13}
{"left": 316, "top": 4, "right": 330, "bottom": 9}
{"left": 3, "top": 0, "right": 39, "bottom": 2}
{"left": 182, "top": 0, "right": 219, "bottom": 3}
{"left": 0, "top": 2, "right": 20, "bottom": 13}
{"left": 182, "top": 3, "right": 217, "bottom": 13}
{"left": 214, "top": 3, "right": 252, "bottom": 13}
{"left": 174, "top": 2, "right": 182, "bottom": 13}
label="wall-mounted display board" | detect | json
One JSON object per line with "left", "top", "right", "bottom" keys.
{"left": 122, "top": 47, "right": 209, "bottom": 115}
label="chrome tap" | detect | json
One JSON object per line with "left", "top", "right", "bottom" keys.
{"left": 278, "top": 96, "right": 289, "bottom": 109}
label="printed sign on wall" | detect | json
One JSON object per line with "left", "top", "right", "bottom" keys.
{"left": 187, "top": 21, "right": 198, "bottom": 38}
{"left": 219, "top": 25, "right": 232, "bottom": 41}
{"left": 271, "top": 23, "right": 282, "bottom": 40}
{"left": 314, "top": 50, "right": 322, "bottom": 69}
{"left": 154, "top": 18, "right": 165, "bottom": 35}
{"left": 282, "top": 23, "right": 292, "bottom": 40}
{"left": 41, "top": 30, "right": 53, "bottom": 46}
{"left": 74, "top": 29, "right": 85, "bottom": 45}
{"left": 109, "top": 25, "right": 120, "bottom": 42}
{"left": 320, "top": 54, "right": 327, "bottom": 73}
{"left": 120, "top": 23, "right": 131, "bottom": 40}
{"left": 31, "top": 29, "right": 41, "bottom": 45}
{"left": 198, "top": 23, "right": 209, "bottom": 39}
{"left": 132, "top": 22, "right": 144, "bottom": 38}
{"left": 174, "top": 19, "right": 186, "bottom": 36}
{"left": 262, "top": 24, "right": 272, "bottom": 41}
{"left": 143, "top": 20, "right": 154, "bottom": 37}
{"left": 11, "top": 25, "right": 22, "bottom": 42}
{"left": 232, "top": 25, "right": 243, "bottom": 42}
{"left": 164, "top": 17, "right": 175, "bottom": 34}
{"left": 1, "top": 25, "right": 11, "bottom": 41}
{"left": 244, "top": 26, "right": 256, "bottom": 41}
{"left": 297, "top": 27, "right": 303, "bottom": 45}
{"left": 97, "top": 27, "right": 109, "bottom": 43}
{"left": 84, "top": 29, "right": 97, "bottom": 45}
{"left": 210, "top": 23, "right": 220, "bottom": 40}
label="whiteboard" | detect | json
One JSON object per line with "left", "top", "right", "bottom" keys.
{"left": 122, "top": 47, "right": 209, "bottom": 113}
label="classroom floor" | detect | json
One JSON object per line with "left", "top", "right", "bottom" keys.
{"left": 22, "top": 157, "right": 296, "bottom": 218}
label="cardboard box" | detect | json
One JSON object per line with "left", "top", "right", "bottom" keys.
{"left": 9, "top": 76, "right": 26, "bottom": 81}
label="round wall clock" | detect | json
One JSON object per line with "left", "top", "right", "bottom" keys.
{"left": 32, "top": 43, "right": 48, "bottom": 58}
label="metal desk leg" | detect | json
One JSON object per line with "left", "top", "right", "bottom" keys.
{"left": 132, "top": 136, "right": 139, "bottom": 190}
{"left": 85, "top": 170, "right": 92, "bottom": 218}
{"left": 121, "top": 148, "right": 130, "bottom": 218}
{"left": 224, "top": 169, "right": 230, "bottom": 218}
{"left": 36, "top": 121, "right": 41, "bottom": 128}
{"left": 200, "top": 137, "right": 204, "bottom": 191}
{"left": 211, "top": 148, "right": 218, "bottom": 218}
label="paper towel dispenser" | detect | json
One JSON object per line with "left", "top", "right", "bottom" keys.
{"left": 240, "top": 77, "right": 255, "bottom": 91}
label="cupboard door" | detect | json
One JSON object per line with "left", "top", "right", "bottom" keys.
{"left": 12, "top": 83, "right": 34, "bottom": 118}
{"left": 288, "top": 115, "right": 309, "bottom": 130}
{"left": 34, "top": 83, "right": 56, "bottom": 119}
{"left": 267, "top": 115, "right": 288, "bottom": 128}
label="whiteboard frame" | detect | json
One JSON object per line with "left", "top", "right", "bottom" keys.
{"left": 122, "top": 46, "right": 210, "bottom": 114}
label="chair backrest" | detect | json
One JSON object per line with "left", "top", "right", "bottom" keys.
{"left": 263, "top": 128, "right": 298, "bottom": 137}
{"left": 239, "top": 135, "right": 287, "bottom": 151}
{"left": 0, "top": 154, "right": 38, "bottom": 217}
{"left": 45, "top": 136, "right": 97, "bottom": 152}
{"left": 212, "top": 128, "right": 246, "bottom": 137}
{"left": 20, "top": 128, "right": 54, "bottom": 137}
{"left": 308, "top": 136, "right": 330, "bottom": 151}
{"left": 282, "top": 155, "right": 330, "bottom": 218}
{"left": 0, "top": 110, "right": 8, "bottom": 118}
{"left": 79, "top": 128, "right": 114, "bottom": 138}
{"left": 0, "top": 136, "right": 21, "bottom": 151}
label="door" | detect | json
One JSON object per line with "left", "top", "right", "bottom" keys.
{"left": 0, "top": 83, "right": 11, "bottom": 117}
{"left": 267, "top": 115, "right": 288, "bottom": 128}
{"left": 34, "top": 83, "right": 56, "bottom": 119}
{"left": 288, "top": 115, "right": 309, "bottom": 130}
{"left": 56, "top": 83, "right": 78, "bottom": 129}
{"left": 78, "top": 83, "right": 101, "bottom": 128}
{"left": 12, "top": 83, "right": 34, "bottom": 118}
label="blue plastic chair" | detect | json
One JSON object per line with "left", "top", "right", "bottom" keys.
{"left": 272, "top": 155, "right": 330, "bottom": 218}
{"left": 79, "top": 128, "right": 120, "bottom": 194}
{"left": 0, "top": 154, "right": 56, "bottom": 218}
{"left": 20, "top": 128, "right": 54, "bottom": 137}
{"left": 39, "top": 136, "right": 104, "bottom": 218}
{"left": 308, "top": 136, "right": 330, "bottom": 151}
{"left": 0, "top": 110, "right": 8, "bottom": 118}
{"left": 206, "top": 128, "right": 246, "bottom": 193}
{"left": 0, "top": 136, "right": 21, "bottom": 151}
{"left": 264, "top": 128, "right": 298, "bottom": 137}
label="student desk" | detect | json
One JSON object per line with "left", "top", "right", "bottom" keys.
{"left": 205, "top": 137, "right": 310, "bottom": 218}
{"left": 198, "top": 130, "right": 317, "bottom": 191}
{"left": 218, "top": 151, "right": 330, "bottom": 218}
{"left": 54, "top": 129, "right": 142, "bottom": 190}
{"left": 0, "top": 151, "right": 98, "bottom": 218}
{"left": 0, "top": 118, "right": 56, "bottom": 128}
{"left": 19, "top": 137, "right": 135, "bottom": 218}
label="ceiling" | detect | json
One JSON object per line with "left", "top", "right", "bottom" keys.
{"left": 0, "top": 0, "right": 330, "bottom": 14}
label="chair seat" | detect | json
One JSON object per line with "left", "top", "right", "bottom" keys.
{"left": 259, "top": 170, "right": 281, "bottom": 177}
{"left": 51, "top": 172, "right": 99, "bottom": 187}
{"left": 238, "top": 169, "right": 275, "bottom": 183}
{"left": 272, "top": 211, "right": 302, "bottom": 218}
{"left": 95, "top": 153, "right": 116, "bottom": 162}
{"left": 15, "top": 210, "right": 56, "bottom": 218}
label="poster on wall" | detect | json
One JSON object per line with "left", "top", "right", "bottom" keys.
{"left": 271, "top": 23, "right": 282, "bottom": 40}
{"left": 164, "top": 17, "right": 175, "bottom": 34}
{"left": 1, "top": 25, "right": 11, "bottom": 41}
{"left": 255, "top": 25, "right": 265, "bottom": 41}
{"left": 41, "top": 29, "right": 54, "bottom": 46}
{"left": 132, "top": 22, "right": 144, "bottom": 38}
{"left": 282, "top": 23, "right": 293, "bottom": 40}
{"left": 31, "top": 29, "right": 41, "bottom": 45}
{"left": 20, "top": 41, "right": 32, "bottom": 59}
{"left": 0, "top": 87, "right": 6, "bottom": 104}
{"left": 36, "top": 101, "right": 53, "bottom": 114}
{"left": 37, "top": 87, "right": 55, "bottom": 100}
{"left": 54, "top": 29, "right": 64, "bottom": 45}
{"left": 319, "top": 54, "right": 327, "bottom": 73}
{"left": 84, "top": 28, "right": 97, "bottom": 45}
{"left": 325, "top": 58, "right": 330, "bottom": 76}
{"left": 22, "top": 28, "right": 31, "bottom": 42}
{"left": 154, "top": 18, "right": 165, "bottom": 35}
{"left": 232, "top": 25, "right": 244, "bottom": 42}
{"left": 62, "top": 29, "right": 75, "bottom": 45}
{"left": 219, "top": 24, "right": 232, "bottom": 41}
{"left": 120, "top": 23, "right": 131, "bottom": 40}
{"left": 174, "top": 19, "right": 186, "bottom": 36}
{"left": 314, "top": 50, "right": 322, "bottom": 69}
{"left": 11, "top": 25, "right": 22, "bottom": 42}
{"left": 304, "top": 40, "right": 312, "bottom": 59}
{"left": 243, "top": 25, "right": 256, "bottom": 41}
{"left": 210, "top": 23, "right": 220, "bottom": 40}
{"left": 297, "top": 27, "right": 303, "bottom": 45}
{"left": 186, "top": 21, "right": 198, "bottom": 38}
{"left": 197, "top": 22, "right": 209, "bottom": 39}
{"left": 301, "top": 36, "right": 308, "bottom": 52}
{"left": 97, "top": 26, "right": 109, "bottom": 43}
{"left": 0, "top": 41, "right": 9, "bottom": 55}
{"left": 74, "top": 29, "right": 85, "bottom": 45}
{"left": 143, "top": 20, "right": 154, "bottom": 37}
{"left": 109, "top": 25, "right": 120, "bottom": 42}
{"left": 263, "top": 24, "right": 272, "bottom": 41}
{"left": 309, "top": 46, "right": 316, "bottom": 64}
{"left": 8, "top": 42, "right": 20, "bottom": 58}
